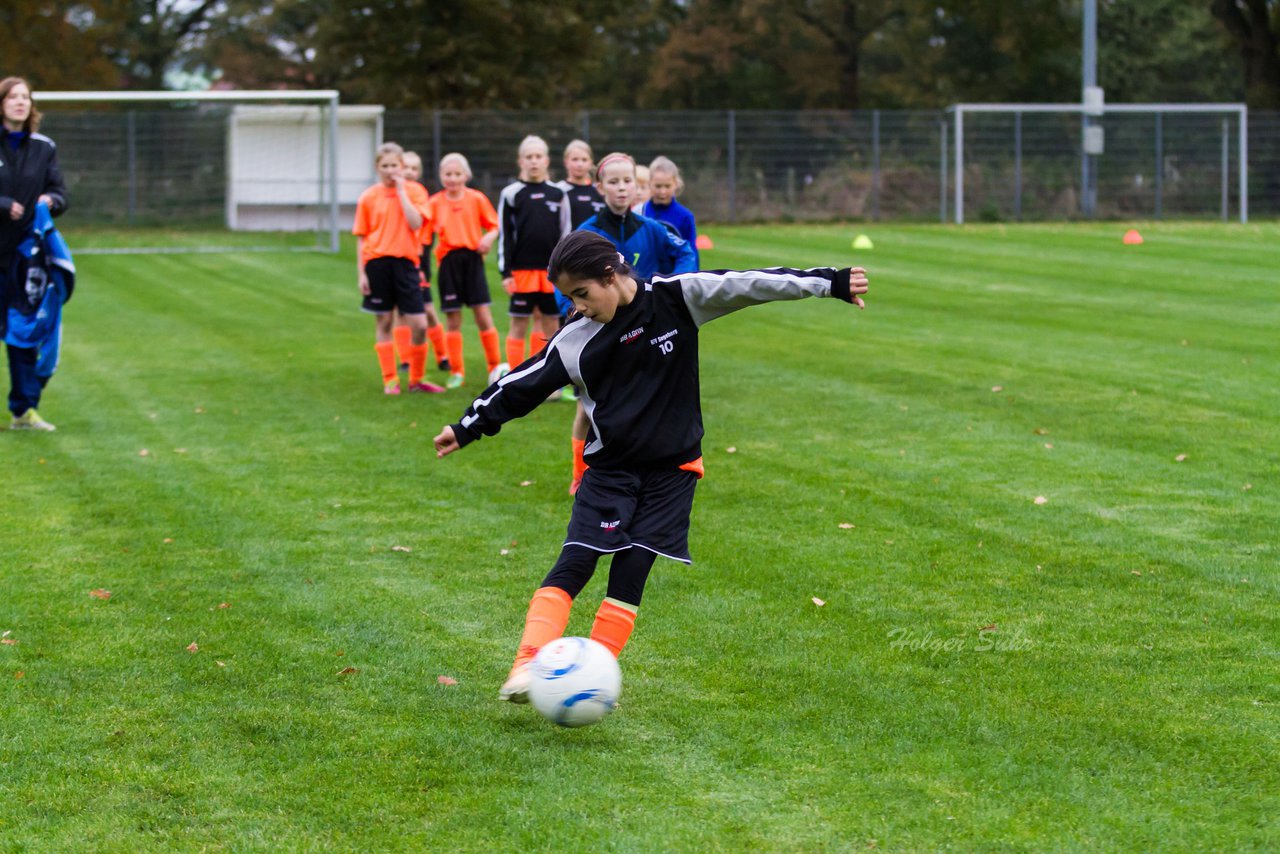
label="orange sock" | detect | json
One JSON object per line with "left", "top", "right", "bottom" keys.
{"left": 513, "top": 586, "right": 574, "bottom": 671}
{"left": 374, "top": 341, "right": 398, "bottom": 384}
{"left": 506, "top": 336, "right": 525, "bottom": 368}
{"left": 446, "top": 330, "right": 465, "bottom": 377}
{"left": 393, "top": 326, "right": 412, "bottom": 365}
{"left": 427, "top": 325, "right": 447, "bottom": 366}
{"left": 408, "top": 342, "right": 428, "bottom": 385}
{"left": 530, "top": 330, "right": 549, "bottom": 356}
{"left": 572, "top": 437, "right": 587, "bottom": 482}
{"left": 590, "top": 598, "right": 638, "bottom": 658}
{"left": 480, "top": 327, "right": 501, "bottom": 372}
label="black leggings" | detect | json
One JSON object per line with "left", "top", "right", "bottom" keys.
{"left": 541, "top": 545, "right": 657, "bottom": 607}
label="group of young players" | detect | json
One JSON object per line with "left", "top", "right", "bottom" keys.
{"left": 353, "top": 136, "right": 700, "bottom": 399}
{"left": 355, "top": 132, "right": 871, "bottom": 707}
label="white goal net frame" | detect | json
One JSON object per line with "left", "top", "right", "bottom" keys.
{"left": 35, "top": 89, "right": 343, "bottom": 254}
{"left": 946, "top": 102, "right": 1248, "bottom": 224}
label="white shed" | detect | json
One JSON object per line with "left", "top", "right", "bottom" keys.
{"left": 226, "top": 104, "right": 384, "bottom": 232}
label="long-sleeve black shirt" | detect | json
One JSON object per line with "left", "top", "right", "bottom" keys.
{"left": 496, "top": 179, "right": 571, "bottom": 277}
{"left": 450, "top": 266, "right": 858, "bottom": 470}
{"left": 0, "top": 132, "right": 68, "bottom": 256}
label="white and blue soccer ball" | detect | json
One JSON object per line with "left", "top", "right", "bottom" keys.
{"left": 528, "top": 637, "right": 621, "bottom": 728}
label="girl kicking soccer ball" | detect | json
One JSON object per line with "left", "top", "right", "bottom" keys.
{"left": 433, "top": 230, "right": 869, "bottom": 703}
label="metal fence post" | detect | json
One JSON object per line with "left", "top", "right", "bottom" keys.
{"left": 126, "top": 110, "right": 137, "bottom": 226}
{"left": 1221, "top": 116, "right": 1230, "bottom": 221}
{"left": 1239, "top": 107, "right": 1248, "bottom": 224}
{"left": 727, "top": 110, "right": 737, "bottom": 222}
{"left": 1154, "top": 112, "right": 1163, "bottom": 219}
{"left": 871, "top": 109, "right": 881, "bottom": 221}
{"left": 1014, "top": 110, "right": 1022, "bottom": 221}
{"left": 954, "top": 108, "right": 964, "bottom": 225}
{"left": 328, "top": 94, "right": 340, "bottom": 252}
{"left": 432, "top": 109, "right": 442, "bottom": 180}
{"left": 939, "top": 117, "right": 948, "bottom": 223}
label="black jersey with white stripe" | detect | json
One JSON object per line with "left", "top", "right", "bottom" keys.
{"left": 497, "top": 179, "right": 571, "bottom": 276}
{"left": 554, "top": 180, "right": 606, "bottom": 229}
{"left": 450, "top": 266, "right": 858, "bottom": 470}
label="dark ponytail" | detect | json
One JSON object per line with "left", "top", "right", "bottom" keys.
{"left": 547, "top": 230, "right": 632, "bottom": 283}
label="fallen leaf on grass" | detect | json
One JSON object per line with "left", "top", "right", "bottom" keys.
{"left": 186, "top": 642, "right": 199, "bottom": 653}
{"left": 499, "top": 549, "right": 510, "bottom": 556}
{"left": 14, "top": 671, "right": 23, "bottom": 679}
{"left": 519, "top": 480, "right": 534, "bottom": 487}
{"left": 980, "top": 624, "right": 997, "bottom": 632}
{"left": 1131, "top": 570, "right": 1142, "bottom": 576}
{"left": 163, "top": 538, "right": 173, "bottom": 544}
{"left": 838, "top": 522, "right": 855, "bottom": 529}
{"left": 437, "top": 675, "right": 458, "bottom": 686}
{"left": 1243, "top": 483, "right": 1253, "bottom": 491}
{"left": 391, "top": 545, "right": 412, "bottom": 553}
{"left": 216, "top": 661, "right": 226, "bottom": 667}
{"left": 811, "top": 597, "right": 826, "bottom": 607}
{"left": 89, "top": 588, "right": 112, "bottom": 600}
{"left": 1033, "top": 428, "right": 1050, "bottom": 435}
{"left": 138, "top": 449, "right": 150, "bottom": 457}
{"left": 726, "top": 447, "right": 737, "bottom": 454}
{"left": 174, "top": 448, "right": 188, "bottom": 454}
{"left": 991, "top": 385, "right": 1003, "bottom": 393}
{"left": 1033, "top": 496, "right": 1048, "bottom": 505}
{"left": 218, "top": 602, "right": 231, "bottom": 609}
{"left": 1044, "top": 443, "right": 1054, "bottom": 449}
{"left": 338, "top": 667, "right": 359, "bottom": 675}
{"left": 1175, "top": 454, "right": 1187, "bottom": 462}
{"left": 1, "top": 638, "right": 17, "bottom": 646}
{"left": 194, "top": 407, "right": 205, "bottom": 414}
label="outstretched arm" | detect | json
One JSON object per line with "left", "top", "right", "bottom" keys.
{"left": 436, "top": 345, "right": 572, "bottom": 457}
{"left": 666, "top": 266, "right": 869, "bottom": 327}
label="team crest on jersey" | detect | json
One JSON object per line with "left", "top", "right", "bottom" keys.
{"left": 619, "top": 326, "right": 645, "bottom": 344}
{"left": 650, "top": 328, "right": 678, "bottom": 355}
{"left": 599, "top": 519, "right": 621, "bottom": 530}
{"left": 531, "top": 192, "right": 545, "bottom": 199}
{"left": 546, "top": 201, "right": 560, "bottom": 212}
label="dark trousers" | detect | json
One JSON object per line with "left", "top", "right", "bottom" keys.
{"left": 7, "top": 343, "right": 46, "bottom": 417}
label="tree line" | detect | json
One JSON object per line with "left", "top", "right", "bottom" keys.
{"left": 8, "top": 0, "right": 1279, "bottom": 109}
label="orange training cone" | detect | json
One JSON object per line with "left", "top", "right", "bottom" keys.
{"left": 1123, "top": 229, "right": 1144, "bottom": 245}
{"left": 695, "top": 234, "right": 714, "bottom": 250}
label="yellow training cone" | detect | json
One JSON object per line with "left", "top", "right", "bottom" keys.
{"left": 852, "top": 234, "right": 874, "bottom": 250}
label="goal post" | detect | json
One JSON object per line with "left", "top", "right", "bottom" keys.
{"left": 32, "top": 89, "right": 352, "bottom": 254}
{"left": 946, "top": 103, "right": 1248, "bottom": 224}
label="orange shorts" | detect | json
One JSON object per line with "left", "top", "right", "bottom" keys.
{"left": 512, "top": 268, "right": 555, "bottom": 294}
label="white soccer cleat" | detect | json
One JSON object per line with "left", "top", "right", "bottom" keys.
{"left": 498, "top": 663, "right": 532, "bottom": 704}
{"left": 10, "top": 409, "right": 56, "bottom": 431}
{"left": 488, "top": 363, "right": 510, "bottom": 385}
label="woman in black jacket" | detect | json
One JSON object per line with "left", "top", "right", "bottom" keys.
{"left": 0, "top": 77, "right": 68, "bottom": 431}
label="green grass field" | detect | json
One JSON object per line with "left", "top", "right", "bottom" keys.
{"left": 2, "top": 222, "right": 1277, "bottom": 851}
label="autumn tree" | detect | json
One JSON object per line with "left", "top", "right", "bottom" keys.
{"left": 1210, "top": 0, "right": 1280, "bottom": 107}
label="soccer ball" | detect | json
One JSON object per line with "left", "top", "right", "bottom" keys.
{"left": 528, "top": 637, "right": 621, "bottom": 728}
{"left": 488, "top": 362, "right": 510, "bottom": 384}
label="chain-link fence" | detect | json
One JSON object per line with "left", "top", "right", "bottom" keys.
{"left": 41, "top": 106, "right": 1280, "bottom": 241}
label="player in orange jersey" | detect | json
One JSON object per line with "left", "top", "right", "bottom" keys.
{"left": 352, "top": 142, "right": 443, "bottom": 395}
{"left": 390, "top": 150, "right": 449, "bottom": 375}
{"left": 427, "top": 153, "right": 503, "bottom": 389}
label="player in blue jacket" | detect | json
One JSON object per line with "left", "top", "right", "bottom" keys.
{"left": 643, "top": 156, "right": 700, "bottom": 269}
{"left": 566, "top": 153, "right": 697, "bottom": 493}
{"left": 578, "top": 153, "right": 696, "bottom": 280}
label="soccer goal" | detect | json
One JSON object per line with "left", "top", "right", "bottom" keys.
{"left": 945, "top": 103, "right": 1248, "bottom": 224}
{"left": 33, "top": 89, "right": 373, "bottom": 254}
